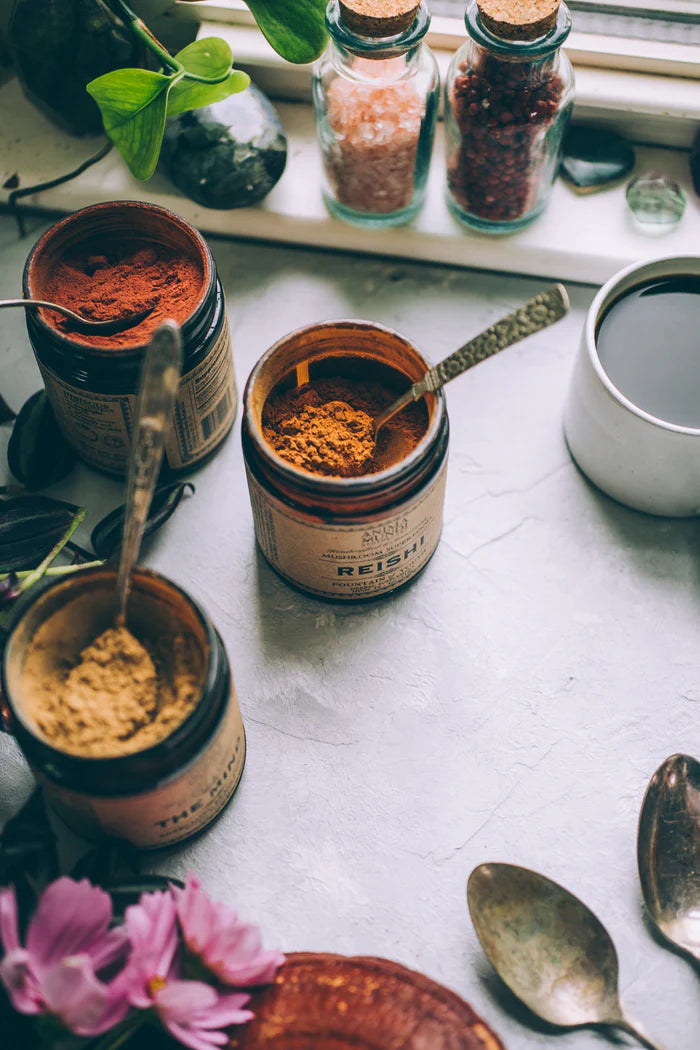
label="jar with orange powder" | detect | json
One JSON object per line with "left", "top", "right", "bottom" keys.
{"left": 22, "top": 201, "right": 236, "bottom": 476}
{"left": 312, "top": 0, "right": 440, "bottom": 226}
{"left": 242, "top": 320, "right": 449, "bottom": 601}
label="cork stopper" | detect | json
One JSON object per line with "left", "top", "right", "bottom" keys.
{"left": 338, "top": 0, "right": 420, "bottom": 37}
{"left": 477, "top": 0, "right": 560, "bottom": 41}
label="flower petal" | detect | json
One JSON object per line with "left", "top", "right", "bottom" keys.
{"left": 165, "top": 1020, "right": 228, "bottom": 1050}
{"left": 27, "top": 879, "right": 112, "bottom": 970}
{"left": 41, "top": 955, "right": 115, "bottom": 1035}
{"left": 173, "top": 876, "right": 283, "bottom": 987}
{"left": 155, "top": 979, "right": 217, "bottom": 1024}
{"left": 157, "top": 984, "right": 254, "bottom": 1050}
{"left": 125, "top": 890, "right": 178, "bottom": 977}
{"left": 0, "top": 948, "right": 41, "bottom": 1014}
{"left": 0, "top": 887, "right": 20, "bottom": 953}
{"left": 88, "top": 925, "right": 129, "bottom": 975}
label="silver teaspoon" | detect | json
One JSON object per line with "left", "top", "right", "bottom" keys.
{"left": 373, "top": 283, "right": 569, "bottom": 435}
{"left": 468, "top": 863, "right": 666, "bottom": 1050}
{"left": 0, "top": 297, "right": 155, "bottom": 335}
{"left": 115, "top": 320, "right": 183, "bottom": 626}
{"left": 638, "top": 753, "right": 700, "bottom": 964}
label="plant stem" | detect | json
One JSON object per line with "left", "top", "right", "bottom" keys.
{"left": 0, "top": 561, "right": 103, "bottom": 582}
{"left": 19, "top": 508, "right": 87, "bottom": 592}
{"left": 113, "top": 0, "right": 183, "bottom": 74}
{"left": 112, "top": 0, "right": 233, "bottom": 84}
{"left": 181, "top": 70, "right": 236, "bottom": 85}
{"left": 8, "top": 142, "right": 112, "bottom": 239}
{"left": 89, "top": 1012, "right": 149, "bottom": 1050}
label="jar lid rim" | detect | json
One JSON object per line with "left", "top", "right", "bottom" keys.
{"left": 466, "top": 0, "right": 571, "bottom": 56}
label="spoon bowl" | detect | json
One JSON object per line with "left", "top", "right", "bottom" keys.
{"left": 637, "top": 753, "right": 700, "bottom": 964}
{"left": 0, "top": 297, "right": 155, "bottom": 335}
{"left": 468, "top": 863, "right": 665, "bottom": 1050}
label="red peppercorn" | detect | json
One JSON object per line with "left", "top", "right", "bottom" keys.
{"left": 447, "top": 39, "right": 571, "bottom": 226}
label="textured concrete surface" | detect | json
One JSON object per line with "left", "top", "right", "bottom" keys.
{"left": 1, "top": 213, "right": 698, "bottom": 1049}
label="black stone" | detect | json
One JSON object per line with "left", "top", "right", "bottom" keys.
{"left": 560, "top": 125, "right": 635, "bottom": 193}
{"left": 162, "top": 84, "right": 287, "bottom": 209}
{"left": 691, "top": 127, "right": 700, "bottom": 199}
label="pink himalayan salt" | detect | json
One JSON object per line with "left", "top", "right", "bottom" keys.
{"left": 326, "top": 57, "right": 424, "bottom": 214}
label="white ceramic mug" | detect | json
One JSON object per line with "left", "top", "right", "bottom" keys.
{"left": 564, "top": 255, "right": 700, "bottom": 517}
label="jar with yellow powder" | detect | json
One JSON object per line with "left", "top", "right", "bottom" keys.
{"left": 2, "top": 567, "right": 245, "bottom": 849}
{"left": 242, "top": 319, "right": 449, "bottom": 600}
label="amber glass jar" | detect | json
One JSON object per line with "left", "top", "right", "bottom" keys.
{"left": 23, "top": 201, "right": 236, "bottom": 476}
{"left": 2, "top": 568, "right": 246, "bottom": 849}
{"left": 242, "top": 320, "right": 449, "bottom": 601}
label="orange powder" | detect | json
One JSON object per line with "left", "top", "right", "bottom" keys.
{"left": 42, "top": 240, "right": 204, "bottom": 347}
{"left": 262, "top": 376, "right": 428, "bottom": 478}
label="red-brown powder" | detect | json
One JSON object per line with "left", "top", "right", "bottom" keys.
{"left": 42, "top": 240, "right": 204, "bottom": 347}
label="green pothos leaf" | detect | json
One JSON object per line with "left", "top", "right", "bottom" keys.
{"left": 176, "top": 37, "right": 234, "bottom": 78}
{"left": 245, "top": 0, "right": 328, "bottom": 63}
{"left": 87, "top": 68, "right": 175, "bottom": 180}
{"left": 167, "top": 38, "right": 249, "bottom": 117}
{"left": 167, "top": 70, "right": 250, "bottom": 118}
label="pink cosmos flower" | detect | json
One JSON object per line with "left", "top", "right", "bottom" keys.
{"left": 173, "top": 873, "right": 285, "bottom": 986}
{"left": 0, "top": 877, "right": 129, "bottom": 1035}
{"left": 119, "top": 888, "right": 253, "bottom": 1050}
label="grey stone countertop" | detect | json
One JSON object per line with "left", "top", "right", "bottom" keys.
{"left": 1, "top": 213, "right": 698, "bottom": 1049}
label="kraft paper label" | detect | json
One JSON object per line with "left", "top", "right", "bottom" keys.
{"left": 40, "top": 682, "right": 246, "bottom": 849}
{"left": 247, "top": 458, "right": 448, "bottom": 599}
{"left": 38, "top": 314, "right": 236, "bottom": 474}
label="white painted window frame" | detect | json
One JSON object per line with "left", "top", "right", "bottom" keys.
{"left": 169, "top": 1, "right": 700, "bottom": 148}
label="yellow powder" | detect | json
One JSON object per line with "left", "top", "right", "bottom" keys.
{"left": 23, "top": 623, "right": 201, "bottom": 758}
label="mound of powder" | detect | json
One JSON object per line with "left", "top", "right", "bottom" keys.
{"left": 262, "top": 375, "right": 427, "bottom": 477}
{"left": 23, "top": 620, "right": 202, "bottom": 758}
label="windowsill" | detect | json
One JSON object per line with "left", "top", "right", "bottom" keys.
{"left": 0, "top": 76, "right": 697, "bottom": 287}
{"left": 195, "top": 21, "right": 700, "bottom": 150}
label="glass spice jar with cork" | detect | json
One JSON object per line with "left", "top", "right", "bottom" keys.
{"left": 312, "top": 0, "right": 440, "bottom": 227}
{"left": 445, "top": 0, "right": 574, "bottom": 233}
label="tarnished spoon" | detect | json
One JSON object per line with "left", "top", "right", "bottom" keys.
{"left": 468, "top": 863, "right": 666, "bottom": 1050}
{"left": 637, "top": 753, "right": 700, "bottom": 964}
{"left": 0, "top": 297, "right": 154, "bottom": 335}
{"left": 372, "top": 283, "right": 569, "bottom": 435}
{"left": 115, "top": 320, "right": 183, "bottom": 625}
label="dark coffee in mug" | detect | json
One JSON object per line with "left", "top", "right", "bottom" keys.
{"left": 595, "top": 276, "right": 700, "bottom": 428}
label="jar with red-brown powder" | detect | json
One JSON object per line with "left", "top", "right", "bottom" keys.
{"left": 312, "top": 0, "right": 439, "bottom": 227}
{"left": 23, "top": 201, "right": 236, "bottom": 476}
{"left": 445, "top": 0, "right": 574, "bottom": 233}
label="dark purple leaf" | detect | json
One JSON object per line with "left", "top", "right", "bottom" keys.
{"left": 0, "top": 572, "right": 21, "bottom": 604}
{"left": 0, "top": 393, "right": 16, "bottom": 425}
{"left": 0, "top": 790, "right": 58, "bottom": 929}
{"left": 7, "top": 390, "right": 75, "bottom": 490}
{"left": 91, "top": 482, "right": 194, "bottom": 559}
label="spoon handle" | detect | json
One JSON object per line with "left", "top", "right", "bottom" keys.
{"left": 115, "top": 321, "right": 183, "bottom": 625}
{"left": 615, "top": 1013, "right": 668, "bottom": 1050}
{"left": 0, "top": 298, "right": 88, "bottom": 323}
{"left": 374, "top": 284, "right": 569, "bottom": 430}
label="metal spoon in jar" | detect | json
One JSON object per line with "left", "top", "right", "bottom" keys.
{"left": 637, "top": 753, "right": 700, "bottom": 965}
{"left": 0, "top": 297, "right": 155, "bottom": 335}
{"left": 373, "top": 283, "right": 570, "bottom": 435}
{"left": 468, "top": 863, "right": 666, "bottom": 1050}
{"left": 115, "top": 320, "right": 183, "bottom": 626}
